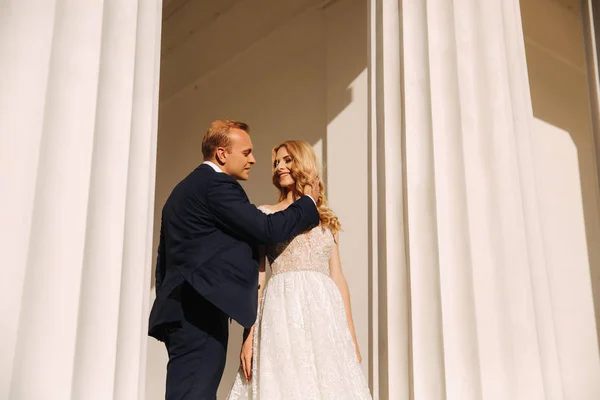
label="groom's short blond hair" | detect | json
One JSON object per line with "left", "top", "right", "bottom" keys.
{"left": 202, "top": 120, "right": 250, "bottom": 159}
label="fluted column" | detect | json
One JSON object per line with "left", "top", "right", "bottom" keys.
{"left": 0, "top": 1, "right": 162, "bottom": 399}
{"left": 368, "top": 0, "right": 411, "bottom": 398}
{"left": 369, "top": 1, "right": 600, "bottom": 399}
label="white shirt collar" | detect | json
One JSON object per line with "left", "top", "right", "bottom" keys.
{"left": 203, "top": 161, "right": 223, "bottom": 173}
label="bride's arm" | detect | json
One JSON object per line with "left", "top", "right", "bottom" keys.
{"left": 241, "top": 246, "right": 267, "bottom": 381}
{"left": 329, "top": 233, "right": 362, "bottom": 363}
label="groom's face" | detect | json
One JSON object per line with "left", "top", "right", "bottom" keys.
{"left": 221, "top": 129, "right": 256, "bottom": 180}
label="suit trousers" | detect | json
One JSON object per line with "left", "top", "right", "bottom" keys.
{"left": 164, "top": 294, "right": 229, "bottom": 400}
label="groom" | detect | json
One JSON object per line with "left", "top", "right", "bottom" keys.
{"left": 148, "top": 120, "right": 320, "bottom": 400}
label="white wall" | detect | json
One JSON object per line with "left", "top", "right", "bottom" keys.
{"left": 146, "top": 0, "right": 368, "bottom": 398}
{"left": 530, "top": 120, "right": 600, "bottom": 398}
{"left": 522, "top": 0, "right": 600, "bottom": 396}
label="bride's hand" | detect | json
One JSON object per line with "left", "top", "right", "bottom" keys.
{"left": 355, "top": 342, "right": 362, "bottom": 364}
{"left": 240, "top": 328, "right": 254, "bottom": 382}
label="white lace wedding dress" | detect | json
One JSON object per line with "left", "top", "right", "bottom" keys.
{"left": 227, "top": 207, "right": 371, "bottom": 400}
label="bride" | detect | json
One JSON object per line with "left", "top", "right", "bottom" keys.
{"left": 227, "top": 140, "right": 371, "bottom": 399}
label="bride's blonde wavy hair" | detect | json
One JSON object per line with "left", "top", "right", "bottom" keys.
{"left": 272, "top": 140, "right": 342, "bottom": 236}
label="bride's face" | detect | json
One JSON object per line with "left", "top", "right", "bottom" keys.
{"left": 273, "top": 147, "right": 295, "bottom": 188}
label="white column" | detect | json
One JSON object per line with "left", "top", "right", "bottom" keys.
{"left": 368, "top": 0, "right": 411, "bottom": 399}
{"left": 369, "top": 0, "right": 600, "bottom": 399}
{"left": 0, "top": 1, "right": 162, "bottom": 399}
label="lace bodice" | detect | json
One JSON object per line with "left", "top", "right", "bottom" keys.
{"left": 259, "top": 206, "right": 335, "bottom": 276}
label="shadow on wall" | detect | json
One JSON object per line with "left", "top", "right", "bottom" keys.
{"left": 521, "top": 0, "right": 600, "bottom": 347}
{"left": 147, "top": 0, "right": 368, "bottom": 398}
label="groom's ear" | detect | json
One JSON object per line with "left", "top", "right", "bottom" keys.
{"left": 215, "top": 147, "right": 227, "bottom": 165}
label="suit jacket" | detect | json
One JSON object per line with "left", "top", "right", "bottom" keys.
{"left": 148, "top": 164, "right": 319, "bottom": 340}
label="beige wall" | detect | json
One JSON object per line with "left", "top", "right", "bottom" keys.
{"left": 146, "top": 0, "right": 368, "bottom": 398}
{"left": 522, "top": 0, "right": 600, "bottom": 396}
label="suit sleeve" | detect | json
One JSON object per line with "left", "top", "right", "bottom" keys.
{"left": 154, "top": 222, "right": 166, "bottom": 291}
{"left": 206, "top": 173, "right": 319, "bottom": 244}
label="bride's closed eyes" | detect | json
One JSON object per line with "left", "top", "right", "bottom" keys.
{"left": 273, "top": 156, "right": 293, "bottom": 169}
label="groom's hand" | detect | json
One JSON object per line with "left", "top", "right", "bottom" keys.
{"left": 303, "top": 177, "right": 322, "bottom": 205}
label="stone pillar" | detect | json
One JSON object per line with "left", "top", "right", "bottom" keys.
{"left": 0, "top": 1, "right": 162, "bottom": 399}
{"left": 368, "top": 0, "right": 600, "bottom": 399}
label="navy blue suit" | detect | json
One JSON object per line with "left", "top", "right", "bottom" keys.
{"left": 148, "top": 164, "right": 319, "bottom": 399}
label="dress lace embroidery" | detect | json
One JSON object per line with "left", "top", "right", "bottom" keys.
{"left": 262, "top": 206, "right": 335, "bottom": 277}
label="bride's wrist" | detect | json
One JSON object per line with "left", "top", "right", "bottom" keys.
{"left": 243, "top": 326, "right": 254, "bottom": 339}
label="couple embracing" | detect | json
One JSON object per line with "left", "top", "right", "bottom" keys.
{"left": 149, "top": 120, "right": 371, "bottom": 399}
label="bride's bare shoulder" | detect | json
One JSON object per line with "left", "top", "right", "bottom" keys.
{"left": 258, "top": 204, "right": 277, "bottom": 213}
{"left": 258, "top": 202, "right": 288, "bottom": 213}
